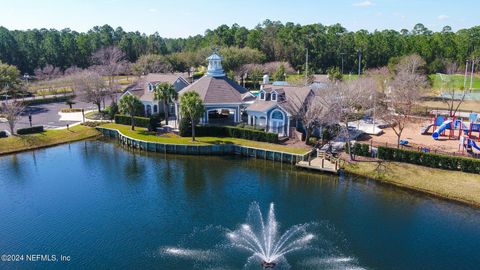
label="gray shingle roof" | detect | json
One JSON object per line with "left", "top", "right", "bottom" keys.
{"left": 246, "top": 85, "right": 313, "bottom": 115}
{"left": 123, "top": 73, "right": 189, "bottom": 102}
{"left": 178, "top": 76, "right": 247, "bottom": 104}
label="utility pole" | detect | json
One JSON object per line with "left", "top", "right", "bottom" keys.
{"left": 305, "top": 48, "right": 309, "bottom": 84}
{"left": 464, "top": 60, "right": 469, "bottom": 91}
{"left": 469, "top": 58, "right": 476, "bottom": 93}
{"left": 357, "top": 50, "right": 362, "bottom": 75}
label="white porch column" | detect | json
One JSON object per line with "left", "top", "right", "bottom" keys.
{"left": 175, "top": 103, "right": 179, "bottom": 121}
{"left": 286, "top": 117, "right": 290, "bottom": 137}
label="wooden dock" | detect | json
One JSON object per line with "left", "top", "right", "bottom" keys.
{"left": 296, "top": 150, "right": 340, "bottom": 173}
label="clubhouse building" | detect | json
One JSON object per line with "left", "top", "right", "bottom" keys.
{"left": 123, "top": 51, "right": 315, "bottom": 137}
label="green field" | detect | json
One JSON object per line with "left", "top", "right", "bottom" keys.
{"left": 429, "top": 74, "right": 480, "bottom": 91}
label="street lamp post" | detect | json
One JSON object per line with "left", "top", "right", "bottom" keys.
{"left": 357, "top": 50, "right": 362, "bottom": 75}
{"left": 340, "top": 53, "right": 345, "bottom": 74}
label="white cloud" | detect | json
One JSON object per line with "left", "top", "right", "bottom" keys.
{"left": 353, "top": 1, "right": 375, "bottom": 7}
{"left": 148, "top": 8, "right": 157, "bottom": 13}
{"left": 437, "top": 15, "right": 449, "bottom": 21}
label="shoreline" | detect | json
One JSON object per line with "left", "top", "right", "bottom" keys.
{"left": 0, "top": 125, "right": 101, "bottom": 156}
{"left": 343, "top": 161, "right": 480, "bottom": 208}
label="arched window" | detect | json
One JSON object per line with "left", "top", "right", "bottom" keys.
{"left": 153, "top": 105, "right": 158, "bottom": 113}
{"left": 146, "top": 105, "right": 152, "bottom": 116}
{"left": 148, "top": 83, "right": 153, "bottom": 92}
{"left": 272, "top": 110, "right": 283, "bottom": 120}
{"left": 260, "top": 92, "right": 265, "bottom": 100}
{"left": 271, "top": 93, "right": 277, "bottom": 101}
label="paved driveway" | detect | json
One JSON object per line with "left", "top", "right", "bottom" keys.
{"left": 0, "top": 95, "right": 119, "bottom": 132}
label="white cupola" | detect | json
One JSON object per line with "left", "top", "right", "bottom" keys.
{"left": 206, "top": 50, "right": 225, "bottom": 77}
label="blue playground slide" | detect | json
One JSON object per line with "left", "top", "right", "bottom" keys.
{"left": 470, "top": 140, "right": 480, "bottom": 152}
{"left": 432, "top": 120, "right": 452, "bottom": 140}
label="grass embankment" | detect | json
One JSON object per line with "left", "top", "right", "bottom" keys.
{"left": 344, "top": 160, "right": 480, "bottom": 207}
{"left": 0, "top": 125, "right": 100, "bottom": 155}
{"left": 100, "top": 123, "right": 310, "bottom": 155}
{"left": 429, "top": 73, "right": 480, "bottom": 91}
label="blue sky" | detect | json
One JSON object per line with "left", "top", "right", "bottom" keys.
{"left": 0, "top": 0, "right": 478, "bottom": 37}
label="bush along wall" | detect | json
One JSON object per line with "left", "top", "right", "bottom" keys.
{"left": 346, "top": 143, "right": 371, "bottom": 157}
{"left": 0, "top": 130, "right": 7, "bottom": 138}
{"left": 377, "top": 146, "right": 480, "bottom": 174}
{"left": 24, "top": 95, "right": 73, "bottom": 106}
{"left": 17, "top": 126, "right": 44, "bottom": 135}
{"left": 193, "top": 125, "right": 279, "bottom": 144}
{"left": 114, "top": 114, "right": 158, "bottom": 130}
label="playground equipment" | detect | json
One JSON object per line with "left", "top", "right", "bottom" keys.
{"left": 460, "top": 136, "right": 480, "bottom": 155}
{"left": 427, "top": 113, "right": 480, "bottom": 141}
{"left": 430, "top": 115, "right": 463, "bottom": 140}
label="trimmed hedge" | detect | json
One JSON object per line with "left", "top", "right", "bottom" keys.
{"left": 17, "top": 126, "right": 44, "bottom": 135}
{"left": 354, "top": 143, "right": 371, "bottom": 157}
{"left": 180, "top": 123, "right": 278, "bottom": 143}
{"left": 24, "top": 95, "right": 73, "bottom": 106}
{"left": 377, "top": 146, "right": 480, "bottom": 174}
{"left": 114, "top": 114, "right": 159, "bottom": 131}
{"left": 0, "top": 130, "right": 7, "bottom": 138}
{"left": 193, "top": 125, "right": 279, "bottom": 144}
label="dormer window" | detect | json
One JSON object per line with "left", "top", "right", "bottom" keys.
{"left": 260, "top": 91, "right": 265, "bottom": 100}
{"left": 148, "top": 83, "right": 154, "bottom": 92}
{"left": 271, "top": 93, "right": 277, "bottom": 101}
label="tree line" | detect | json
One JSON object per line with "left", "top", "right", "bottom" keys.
{"left": 1, "top": 21, "right": 480, "bottom": 75}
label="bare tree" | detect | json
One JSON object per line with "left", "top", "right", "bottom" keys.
{"left": 440, "top": 61, "right": 466, "bottom": 117}
{"left": 288, "top": 90, "right": 334, "bottom": 145}
{"left": 91, "top": 46, "right": 128, "bottom": 102}
{"left": 34, "top": 64, "right": 63, "bottom": 80}
{"left": 70, "top": 70, "right": 107, "bottom": 113}
{"left": 380, "top": 55, "right": 428, "bottom": 148}
{"left": 1, "top": 101, "right": 25, "bottom": 135}
{"left": 262, "top": 61, "right": 295, "bottom": 75}
{"left": 64, "top": 66, "right": 83, "bottom": 75}
{"left": 329, "top": 77, "right": 377, "bottom": 160}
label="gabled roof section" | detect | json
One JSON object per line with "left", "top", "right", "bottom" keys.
{"left": 178, "top": 75, "right": 247, "bottom": 104}
{"left": 122, "top": 73, "right": 190, "bottom": 102}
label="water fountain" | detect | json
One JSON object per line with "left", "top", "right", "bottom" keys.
{"left": 227, "top": 202, "right": 315, "bottom": 268}
{"left": 162, "top": 202, "right": 362, "bottom": 269}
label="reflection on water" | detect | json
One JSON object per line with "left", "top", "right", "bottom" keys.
{"left": 0, "top": 140, "right": 479, "bottom": 270}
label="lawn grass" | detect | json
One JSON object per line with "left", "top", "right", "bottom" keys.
{"left": 100, "top": 123, "right": 310, "bottom": 155}
{"left": 344, "top": 160, "right": 480, "bottom": 207}
{"left": 429, "top": 73, "right": 480, "bottom": 91}
{"left": 0, "top": 125, "right": 100, "bottom": 155}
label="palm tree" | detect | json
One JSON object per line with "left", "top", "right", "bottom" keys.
{"left": 180, "top": 91, "right": 204, "bottom": 141}
{"left": 119, "top": 94, "right": 143, "bottom": 130}
{"left": 154, "top": 82, "right": 177, "bottom": 126}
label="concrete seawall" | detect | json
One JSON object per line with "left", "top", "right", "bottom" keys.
{"left": 97, "top": 127, "right": 310, "bottom": 164}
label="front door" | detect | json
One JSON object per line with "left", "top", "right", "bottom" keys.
{"left": 271, "top": 120, "right": 283, "bottom": 136}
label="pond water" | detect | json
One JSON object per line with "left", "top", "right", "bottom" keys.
{"left": 0, "top": 140, "right": 479, "bottom": 270}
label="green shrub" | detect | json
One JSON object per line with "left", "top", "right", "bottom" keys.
{"left": 179, "top": 117, "right": 192, "bottom": 137}
{"left": 107, "top": 101, "right": 119, "bottom": 120}
{"left": 17, "top": 126, "right": 44, "bottom": 135}
{"left": 81, "top": 122, "right": 103, "bottom": 127}
{"left": 114, "top": 114, "right": 151, "bottom": 129}
{"left": 0, "top": 130, "right": 7, "bottom": 138}
{"left": 24, "top": 96, "right": 73, "bottom": 106}
{"left": 193, "top": 125, "right": 279, "bottom": 143}
{"left": 60, "top": 108, "right": 83, "bottom": 113}
{"left": 377, "top": 146, "right": 480, "bottom": 173}
{"left": 346, "top": 143, "right": 370, "bottom": 157}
